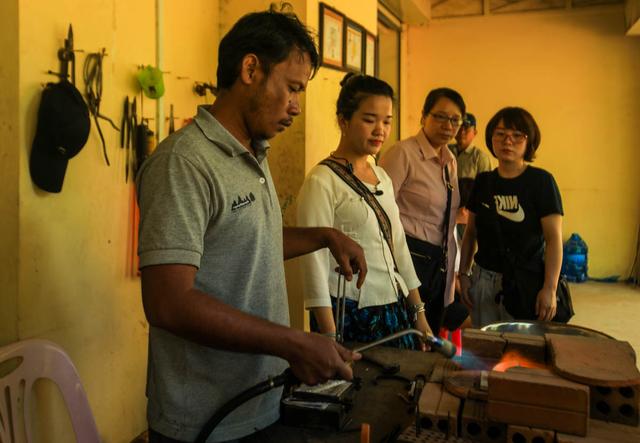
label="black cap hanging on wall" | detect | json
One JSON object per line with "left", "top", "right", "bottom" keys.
{"left": 29, "top": 80, "right": 91, "bottom": 193}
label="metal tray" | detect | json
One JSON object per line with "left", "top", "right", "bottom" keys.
{"left": 481, "top": 321, "right": 615, "bottom": 340}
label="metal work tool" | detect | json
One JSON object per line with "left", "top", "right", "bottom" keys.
{"left": 120, "top": 97, "right": 128, "bottom": 149}
{"left": 59, "top": 24, "right": 75, "bottom": 84}
{"left": 169, "top": 104, "right": 175, "bottom": 134}
{"left": 335, "top": 273, "right": 347, "bottom": 343}
{"left": 412, "top": 374, "right": 426, "bottom": 435}
{"left": 353, "top": 329, "right": 457, "bottom": 358}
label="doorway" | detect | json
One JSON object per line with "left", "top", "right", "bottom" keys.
{"left": 377, "top": 12, "right": 401, "bottom": 151}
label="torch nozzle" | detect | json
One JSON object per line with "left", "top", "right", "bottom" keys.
{"left": 353, "top": 328, "right": 457, "bottom": 358}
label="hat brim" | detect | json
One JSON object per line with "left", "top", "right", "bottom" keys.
{"left": 30, "top": 132, "right": 69, "bottom": 193}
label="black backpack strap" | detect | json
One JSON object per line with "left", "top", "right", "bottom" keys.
{"left": 441, "top": 164, "right": 453, "bottom": 272}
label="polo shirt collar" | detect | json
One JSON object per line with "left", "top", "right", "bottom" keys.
{"left": 416, "top": 128, "right": 456, "bottom": 166}
{"left": 452, "top": 144, "right": 476, "bottom": 157}
{"left": 194, "top": 105, "right": 271, "bottom": 161}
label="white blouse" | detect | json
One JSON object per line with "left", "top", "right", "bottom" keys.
{"left": 296, "top": 163, "right": 421, "bottom": 310}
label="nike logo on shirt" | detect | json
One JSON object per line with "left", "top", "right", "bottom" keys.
{"left": 493, "top": 195, "right": 525, "bottom": 223}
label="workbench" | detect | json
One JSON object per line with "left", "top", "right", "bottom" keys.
{"left": 243, "top": 346, "right": 445, "bottom": 443}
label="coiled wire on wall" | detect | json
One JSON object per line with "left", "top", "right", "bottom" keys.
{"left": 83, "top": 48, "right": 119, "bottom": 166}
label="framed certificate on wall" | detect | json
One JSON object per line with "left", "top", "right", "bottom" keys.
{"left": 319, "top": 3, "right": 344, "bottom": 70}
{"left": 364, "top": 32, "right": 376, "bottom": 76}
{"left": 344, "top": 20, "right": 364, "bottom": 72}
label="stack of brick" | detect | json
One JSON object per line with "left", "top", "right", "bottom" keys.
{"left": 486, "top": 369, "right": 590, "bottom": 436}
{"left": 411, "top": 329, "right": 640, "bottom": 442}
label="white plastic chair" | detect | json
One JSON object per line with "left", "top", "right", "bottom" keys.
{"left": 0, "top": 339, "right": 100, "bottom": 442}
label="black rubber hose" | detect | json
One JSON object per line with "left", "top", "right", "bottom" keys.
{"left": 194, "top": 369, "right": 293, "bottom": 443}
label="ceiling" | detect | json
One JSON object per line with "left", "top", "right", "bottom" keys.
{"left": 380, "top": 0, "right": 624, "bottom": 22}
{"left": 431, "top": 0, "right": 623, "bottom": 19}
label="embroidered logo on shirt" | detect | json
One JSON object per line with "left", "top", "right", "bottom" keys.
{"left": 494, "top": 195, "right": 525, "bottom": 223}
{"left": 231, "top": 193, "right": 256, "bottom": 211}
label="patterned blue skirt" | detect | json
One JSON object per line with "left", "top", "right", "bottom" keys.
{"left": 311, "top": 297, "right": 419, "bottom": 350}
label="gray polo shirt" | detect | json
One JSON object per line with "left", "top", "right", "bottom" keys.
{"left": 137, "top": 106, "right": 289, "bottom": 442}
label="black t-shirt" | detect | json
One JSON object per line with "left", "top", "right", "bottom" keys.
{"left": 468, "top": 166, "right": 563, "bottom": 272}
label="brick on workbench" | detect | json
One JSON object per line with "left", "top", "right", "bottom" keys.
{"left": 556, "top": 418, "right": 640, "bottom": 443}
{"left": 487, "top": 400, "right": 588, "bottom": 436}
{"left": 502, "top": 332, "right": 546, "bottom": 364}
{"left": 461, "top": 330, "right": 506, "bottom": 360}
{"left": 435, "top": 387, "right": 460, "bottom": 437}
{"left": 590, "top": 384, "right": 640, "bottom": 427}
{"left": 507, "top": 424, "right": 553, "bottom": 443}
{"left": 488, "top": 369, "right": 589, "bottom": 413}
{"left": 460, "top": 398, "right": 505, "bottom": 443}
{"left": 487, "top": 370, "right": 589, "bottom": 436}
{"left": 418, "top": 382, "right": 444, "bottom": 433}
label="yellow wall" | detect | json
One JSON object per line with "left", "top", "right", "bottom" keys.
{"left": 0, "top": 0, "right": 19, "bottom": 344}
{"left": 406, "top": 6, "right": 640, "bottom": 278}
{"left": 4, "top": 1, "right": 217, "bottom": 442}
{"left": 304, "top": 0, "right": 379, "bottom": 170}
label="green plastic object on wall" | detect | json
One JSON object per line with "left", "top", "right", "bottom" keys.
{"left": 136, "top": 65, "right": 165, "bottom": 99}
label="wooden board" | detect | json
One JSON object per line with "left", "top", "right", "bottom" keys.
{"left": 546, "top": 333, "right": 640, "bottom": 387}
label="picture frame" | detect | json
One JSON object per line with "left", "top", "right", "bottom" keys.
{"left": 319, "top": 3, "right": 344, "bottom": 70}
{"left": 344, "top": 19, "right": 364, "bottom": 73}
{"left": 364, "top": 32, "right": 377, "bottom": 76}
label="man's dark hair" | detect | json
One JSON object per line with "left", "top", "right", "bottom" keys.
{"left": 216, "top": 4, "right": 319, "bottom": 90}
{"left": 336, "top": 73, "right": 394, "bottom": 120}
{"left": 485, "top": 106, "right": 541, "bottom": 162}
{"left": 421, "top": 87, "right": 466, "bottom": 118}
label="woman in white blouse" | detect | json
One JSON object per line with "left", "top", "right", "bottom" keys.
{"left": 296, "top": 74, "right": 431, "bottom": 349}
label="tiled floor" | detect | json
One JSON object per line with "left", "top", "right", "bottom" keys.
{"left": 569, "top": 281, "right": 640, "bottom": 369}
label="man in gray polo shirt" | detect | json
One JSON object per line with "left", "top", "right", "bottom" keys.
{"left": 137, "top": 8, "right": 366, "bottom": 443}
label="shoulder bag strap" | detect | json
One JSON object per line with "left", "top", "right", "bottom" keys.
{"left": 319, "top": 159, "right": 399, "bottom": 271}
{"left": 441, "top": 164, "right": 453, "bottom": 272}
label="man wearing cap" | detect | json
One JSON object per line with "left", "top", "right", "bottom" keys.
{"left": 136, "top": 7, "right": 365, "bottom": 443}
{"left": 449, "top": 112, "right": 492, "bottom": 233}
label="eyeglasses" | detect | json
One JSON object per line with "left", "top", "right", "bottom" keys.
{"left": 492, "top": 129, "right": 527, "bottom": 143}
{"left": 429, "top": 113, "right": 463, "bottom": 127}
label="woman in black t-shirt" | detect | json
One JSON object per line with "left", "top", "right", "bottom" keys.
{"left": 458, "top": 107, "right": 563, "bottom": 327}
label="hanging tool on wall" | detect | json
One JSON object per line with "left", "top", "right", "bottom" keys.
{"left": 168, "top": 104, "right": 176, "bottom": 134}
{"left": 83, "top": 48, "right": 119, "bottom": 166}
{"left": 136, "top": 117, "right": 155, "bottom": 174}
{"left": 193, "top": 81, "right": 217, "bottom": 97}
{"left": 47, "top": 24, "right": 77, "bottom": 84}
{"left": 120, "top": 96, "right": 135, "bottom": 183}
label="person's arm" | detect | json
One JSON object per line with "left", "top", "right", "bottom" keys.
{"left": 536, "top": 214, "right": 563, "bottom": 321}
{"left": 141, "top": 264, "right": 360, "bottom": 385}
{"left": 283, "top": 226, "right": 367, "bottom": 289}
{"left": 406, "top": 287, "right": 431, "bottom": 351}
{"left": 310, "top": 307, "right": 336, "bottom": 336}
{"left": 458, "top": 212, "right": 478, "bottom": 309}
{"left": 378, "top": 143, "right": 409, "bottom": 199}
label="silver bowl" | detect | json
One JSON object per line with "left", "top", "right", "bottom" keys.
{"left": 481, "top": 321, "right": 615, "bottom": 340}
